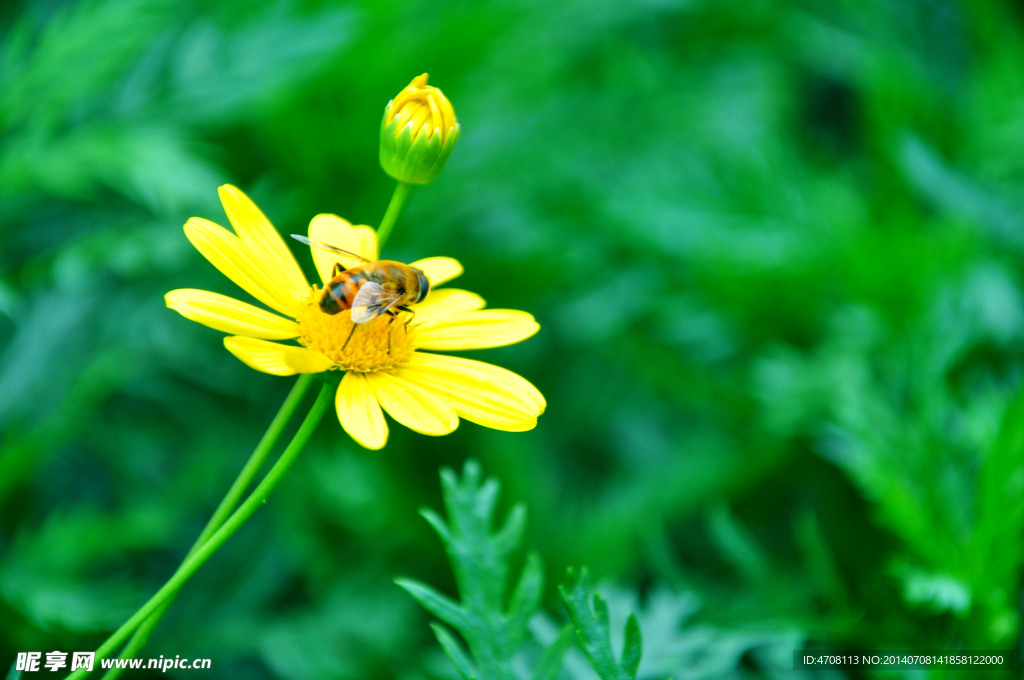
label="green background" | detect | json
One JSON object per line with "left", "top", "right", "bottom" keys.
{"left": 3, "top": 0, "right": 1024, "bottom": 677}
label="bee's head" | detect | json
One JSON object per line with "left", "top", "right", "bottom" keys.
{"left": 413, "top": 267, "right": 431, "bottom": 303}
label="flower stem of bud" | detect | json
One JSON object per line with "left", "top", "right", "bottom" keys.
{"left": 95, "top": 374, "right": 317, "bottom": 679}
{"left": 68, "top": 378, "right": 333, "bottom": 679}
{"left": 376, "top": 181, "right": 411, "bottom": 250}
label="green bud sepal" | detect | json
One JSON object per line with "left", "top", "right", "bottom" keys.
{"left": 380, "top": 103, "right": 460, "bottom": 185}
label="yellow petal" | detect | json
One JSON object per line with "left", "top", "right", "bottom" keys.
{"left": 308, "top": 214, "right": 379, "bottom": 283}
{"left": 166, "top": 289, "right": 301, "bottom": 339}
{"left": 403, "top": 352, "right": 545, "bottom": 415}
{"left": 224, "top": 337, "right": 335, "bottom": 376}
{"left": 364, "top": 371, "right": 458, "bottom": 436}
{"left": 410, "top": 257, "right": 462, "bottom": 287}
{"left": 415, "top": 310, "right": 540, "bottom": 350}
{"left": 218, "top": 185, "right": 309, "bottom": 302}
{"left": 336, "top": 372, "right": 388, "bottom": 450}
{"left": 185, "top": 217, "right": 303, "bottom": 317}
{"left": 393, "top": 362, "right": 537, "bottom": 432}
{"left": 410, "top": 289, "right": 485, "bottom": 326}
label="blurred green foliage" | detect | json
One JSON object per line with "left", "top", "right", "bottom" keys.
{"left": 4, "top": 0, "right": 1024, "bottom": 677}
{"left": 397, "top": 461, "right": 570, "bottom": 680}
{"left": 559, "top": 569, "right": 642, "bottom": 680}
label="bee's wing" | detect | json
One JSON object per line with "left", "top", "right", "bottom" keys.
{"left": 290, "top": 234, "right": 371, "bottom": 264}
{"left": 350, "top": 282, "right": 404, "bottom": 323}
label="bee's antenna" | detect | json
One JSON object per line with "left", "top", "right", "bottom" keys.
{"left": 291, "top": 234, "right": 371, "bottom": 263}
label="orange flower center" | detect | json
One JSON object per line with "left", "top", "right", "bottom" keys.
{"left": 295, "top": 288, "right": 416, "bottom": 372}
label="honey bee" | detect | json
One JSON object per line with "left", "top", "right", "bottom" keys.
{"left": 291, "top": 234, "right": 431, "bottom": 349}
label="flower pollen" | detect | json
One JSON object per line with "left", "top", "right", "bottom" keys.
{"left": 295, "top": 288, "right": 416, "bottom": 372}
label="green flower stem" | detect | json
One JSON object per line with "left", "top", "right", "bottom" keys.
{"left": 99, "top": 374, "right": 317, "bottom": 679}
{"left": 375, "top": 180, "right": 411, "bottom": 249}
{"left": 68, "top": 379, "right": 335, "bottom": 680}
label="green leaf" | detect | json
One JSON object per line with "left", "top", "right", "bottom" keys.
{"left": 399, "top": 460, "right": 545, "bottom": 680}
{"left": 420, "top": 507, "right": 452, "bottom": 543}
{"left": 532, "top": 625, "right": 575, "bottom": 680}
{"left": 395, "top": 578, "right": 469, "bottom": 630}
{"left": 431, "top": 623, "right": 478, "bottom": 680}
{"left": 6, "top": 663, "right": 21, "bottom": 680}
{"left": 492, "top": 504, "right": 527, "bottom": 556}
{"left": 506, "top": 552, "right": 544, "bottom": 641}
{"left": 970, "top": 385, "right": 1024, "bottom": 642}
{"left": 559, "top": 568, "right": 643, "bottom": 680}
{"left": 620, "top": 614, "right": 642, "bottom": 678}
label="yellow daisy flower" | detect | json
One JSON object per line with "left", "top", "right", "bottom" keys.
{"left": 167, "top": 185, "right": 545, "bottom": 449}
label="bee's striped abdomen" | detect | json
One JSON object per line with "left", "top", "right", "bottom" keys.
{"left": 320, "top": 269, "right": 369, "bottom": 315}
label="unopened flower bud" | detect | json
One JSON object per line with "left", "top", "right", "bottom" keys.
{"left": 380, "top": 74, "right": 460, "bottom": 184}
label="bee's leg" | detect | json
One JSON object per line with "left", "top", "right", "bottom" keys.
{"left": 385, "top": 310, "right": 399, "bottom": 353}
{"left": 396, "top": 305, "right": 415, "bottom": 329}
{"left": 341, "top": 322, "right": 358, "bottom": 351}
{"left": 332, "top": 262, "right": 345, "bottom": 278}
